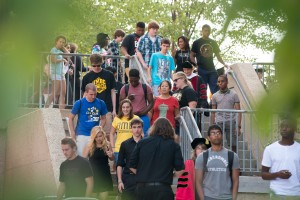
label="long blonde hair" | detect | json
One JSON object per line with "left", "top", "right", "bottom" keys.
{"left": 88, "top": 126, "right": 108, "bottom": 156}
{"left": 174, "top": 71, "right": 193, "bottom": 88}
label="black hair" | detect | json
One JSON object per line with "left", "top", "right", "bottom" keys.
{"left": 129, "top": 68, "right": 140, "bottom": 78}
{"left": 95, "top": 32, "right": 109, "bottom": 48}
{"left": 218, "top": 74, "right": 228, "bottom": 82}
{"left": 159, "top": 80, "right": 172, "bottom": 89}
{"left": 136, "top": 22, "right": 145, "bottom": 28}
{"left": 207, "top": 124, "right": 223, "bottom": 136}
{"left": 177, "top": 36, "right": 190, "bottom": 51}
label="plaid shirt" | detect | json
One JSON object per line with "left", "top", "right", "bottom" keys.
{"left": 108, "top": 39, "right": 120, "bottom": 56}
{"left": 137, "top": 33, "right": 161, "bottom": 66}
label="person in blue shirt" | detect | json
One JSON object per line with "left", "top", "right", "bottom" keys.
{"left": 68, "top": 83, "right": 108, "bottom": 156}
{"left": 148, "top": 38, "right": 175, "bottom": 96}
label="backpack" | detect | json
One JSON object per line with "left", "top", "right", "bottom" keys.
{"left": 124, "top": 83, "right": 147, "bottom": 102}
{"left": 203, "top": 150, "right": 234, "bottom": 188}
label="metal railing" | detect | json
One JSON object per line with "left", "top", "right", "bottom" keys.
{"left": 252, "top": 62, "right": 276, "bottom": 90}
{"left": 17, "top": 53, "right": 147, "bottom": 109}
{"left": 180, "top": 107, "right": 280, "bottom": 173}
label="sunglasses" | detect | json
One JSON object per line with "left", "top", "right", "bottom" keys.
{"left": 92, "top": 64, "right": 101, "bottom": 67}
{"left": 173, "top": 77, "right": 182, "bottom": 82}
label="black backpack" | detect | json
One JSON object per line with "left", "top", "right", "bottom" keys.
{"left": 124, "top": 83, "right": 147, "bottom": 102}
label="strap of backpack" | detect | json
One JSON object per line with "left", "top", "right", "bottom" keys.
{"left": 125, "top": 84, "right": 129, "bottom": 97}
{"left": 142, "top": 83, "right": 147, "bottom": 102}
{"left": 228, "top": 150, "right": 234, "bottom": 188}
{"left": 203, "top": 150, "right": 208, "bottom": 172}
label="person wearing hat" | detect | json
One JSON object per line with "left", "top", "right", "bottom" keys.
{"left": 182, "top": 61, "right": 208, "bottom": 109}
{"left": 175, "top": 138, "right": 211, "bottom": 200}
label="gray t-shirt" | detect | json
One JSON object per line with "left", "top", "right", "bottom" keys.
{"left": 195, "top": 148, "right": 240, "bottom": 199}
{"left": 211, "top": 89, "right": 240, "bottom": 123}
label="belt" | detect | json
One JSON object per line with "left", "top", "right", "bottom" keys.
{"left": 137, "top": 182, "right": 169, "bottom": 187}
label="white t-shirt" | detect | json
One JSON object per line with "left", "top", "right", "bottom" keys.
{"left": 261, "top": 141, "right": 300, "bottom": 196}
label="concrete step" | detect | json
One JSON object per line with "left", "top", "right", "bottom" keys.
{"left": 62, "top": 117, "right": 70, "bottom": 136}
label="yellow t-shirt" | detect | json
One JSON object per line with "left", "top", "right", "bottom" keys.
{"left": 112, "top": 115, "right": 140, "bottom": 152}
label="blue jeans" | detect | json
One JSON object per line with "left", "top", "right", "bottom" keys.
{"left": 139, "top": 115, "right": 150, "bottom": 137}
{"left": 198, "top": 67, "right": 219, "bottom": 94}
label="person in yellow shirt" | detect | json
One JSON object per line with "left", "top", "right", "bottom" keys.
{"left": 110, "top": 99, "right": 140, "bottom": 165}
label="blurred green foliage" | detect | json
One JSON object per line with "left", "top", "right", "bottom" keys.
{"left": 224, "top": 0, "right": 300, "bottom": 132}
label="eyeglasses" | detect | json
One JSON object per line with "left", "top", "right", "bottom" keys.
{"left": 173, "top": 77, "right": 182, "bottom": 82}
{"left": 210, "top": 131, "right": 222, "bottom": 136}
{"left": 92, "top": 64, "right": 101, "bottom": 67}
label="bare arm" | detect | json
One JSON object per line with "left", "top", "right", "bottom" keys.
{"left": 190, "top": 51, "right": 196, "bottom": 64}
{"left": 82, "top": 145, "right": 89, "bottom": 158}
{"left": 50, "top": 55, "right": 63, "bottom": 64}
{"left": 174, "top": 107, "right": 180, "bottom": 120}
{"left": 211, "top": 104, "right": 216, "bottom": 124}
{"left": 147, "top": 66, "right": 152, "bottom": 83}
{"left": 56, "top": 182, "right": 65, "bottom": 200}
{"left": 136, "top": 88, "right": 154, "bottom": 116}
{"left": 109, "top": 126, "right": 116, "bottom": 147}
{"left": 117, "top": 166, "right": 124, "bottom": 192}
{"left": 136, "top": 50, "right": 147, "bottom": 69}
{"left": 106, "top": 143, "right": 115, "bottom": 161}
{"left": 195, "top": 169, "right": 205, "bottom": 200}
{"left": 261, "top": 166, "right": 292, "bottom": 180}
{"left": 129, "top": 168, "right": 137, "bottom": 174}
{"left": 100, "top": 115, "right": 106, "bottom": 128}
{"left": 68, "top": 113, "right": 76, "bottom": 140}
{"left": 111, "top": 89, "right": 117, "bottom": 117}
{"left": 215, "top": 52, "right": 227, "bottom": 67}
{"left": 85, "top": 176, "right": 93, "bottom": 197}
{"left": 120, "top": 46, "right": 131, "bottom": 59}
{"left": 174, "top": 170, "right": 184, "bottom": 177}
{"left": 232, "top": 168, "right": 240, "bottom": 200}
{"left": 188, "top": 101, "right": 197, "bottom": 109}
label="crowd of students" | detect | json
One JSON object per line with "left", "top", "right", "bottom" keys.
{"left": 47, "top": 20, "right": 300, "bottom": 200}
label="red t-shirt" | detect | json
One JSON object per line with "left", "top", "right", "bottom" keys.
{"left": 151, "top": 96, "right": 179, "bottom": 127}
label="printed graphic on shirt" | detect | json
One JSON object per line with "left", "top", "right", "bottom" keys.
{"left": 134, "top": 37, "right": 139, "bottom": 52}
{"left": 86, "top": 107, "right": 100, "bottom": 122}
{"left": 177, "top": 52, "right": 189, "bottom": 58}
{"left": 93, "top": 77, "right": 107, "bottom": 93}
{"left": 158, "top": 104, "right": 169, "bottom": 118}
{"left": 173, "top": 92, "right": 182, "bottom": 102}
{"left": 157, "top": 58, "right": 170, "bottom": 80}
{"left": 116, "top": 121, "right": 132, "bottom": 134}
{"left": 200, "top": 43, "right": 213, "bottom": 58}
{"left": 207, "top": 155, "right": 228, "bottom": 172}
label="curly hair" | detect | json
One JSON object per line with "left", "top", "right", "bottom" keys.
{"left": 148, "top": 118, "right": 175, "bottom": 140}
{"left": 87, "top": 126, "right": 108, "bottom": 156}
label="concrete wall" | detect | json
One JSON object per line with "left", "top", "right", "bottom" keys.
{"left": 228, "top": 64, "right": 268, "bottom": 167}
{"left": 5, "top": 109, "right": 65, "bottom": 199}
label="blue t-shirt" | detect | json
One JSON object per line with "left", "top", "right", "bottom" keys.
{"left": 149, "top": 52, "right": 175, "bottom": 85}
{"left": 50, "top": 47, "right": 64, "bottom": 76}
{"left": 71, "top": 97, "right": 108, "bottom": 136}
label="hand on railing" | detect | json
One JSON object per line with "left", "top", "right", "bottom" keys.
{"left": 124, "top": 54, "right": 131, "bottom": 59}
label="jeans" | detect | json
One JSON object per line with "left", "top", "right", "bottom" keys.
{"left": 198, "top": 67, "right": 219, "bottom": 94}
